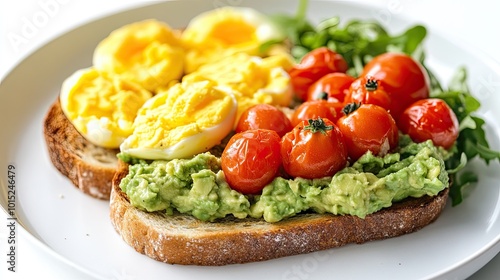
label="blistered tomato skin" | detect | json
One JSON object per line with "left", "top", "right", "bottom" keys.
{"left": 221, "top": 129, "right": 282, "bottom": 194}
{"left": 337, "top": 103, "right": 399, "bottom": 161}
{"left": 361, "top": 52, "right": 430, "bottom": 121}
{"left": 398, "top": 98, "right": 459, "bottom": 149}
{"left": 281, "top": 118, "right": 348, "bottom": 179}
{"left": 306, "top": 72, "right": 355, "bottom": 102}
{"left": 289, "top": 47, "right": 349, "bottom": 101}
{"left": 236, "top": 104, "right": 293, "bottom": 137}
{"left": 344, "top": 76, "right": 392, "bottom": 112}
{"left": 291, "top": 100, "right": 342, "bottom": 127}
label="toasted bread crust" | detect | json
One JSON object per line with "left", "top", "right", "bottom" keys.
{"left": 43, "top": 99, "right": 118, "bottom": 199}
{"left": 110, "top": 160, "right": 449, "bottom": 266}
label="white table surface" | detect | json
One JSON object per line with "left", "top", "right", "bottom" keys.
{"left": 1, "top": 1, "right": 499, "bottom": 279}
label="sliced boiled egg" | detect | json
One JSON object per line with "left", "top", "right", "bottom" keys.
{"left": 181, "top": 7, "right": 286, "bottom": 73}
{"left": 60, "top": 68, "right": 152, "bottom": 148}
{"left": 120, "top": 80, "right": 237, "bottom": 160}
{"left": 93, "top": 19, "right": 184, "bottom": 92}
{"left": 182, "top": 52, "right": 293, "bottom": 124}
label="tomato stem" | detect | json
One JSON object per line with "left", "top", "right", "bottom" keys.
{"left": 342, "top": 102, "right": 362, "bottom": 116}
{"left": 365, "top": 77, "right": 378, "bottom": 91}
{"left": 304, "top": 117, "right": 333, "bottom": 135}
{"left": 318, "top": 91, "right": 329, "bottom": 100}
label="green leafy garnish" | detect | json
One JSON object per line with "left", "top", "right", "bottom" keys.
{"left": 433, "top": 68, "right": 500, "bottom": 205}
{"left": 267, "top": 0, "right": 426, "bottom": 76}
{"left": 264, "top": 0, "right": 500, "bottom": 206}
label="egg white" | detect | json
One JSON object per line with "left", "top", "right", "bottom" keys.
{"left": 225, "top": 7, "right": 284, "bottom": 43}
{"left": 60, "top": 67, "right": 151, "bottom": 148}
{"left": 83, "top": 117, "right": 126, "bottom": 148}
{"left": 60, "top": 68, "right": 122, "bottom": 148}
{"left": 257, "top": 66, "right": 293, "bottom": 107}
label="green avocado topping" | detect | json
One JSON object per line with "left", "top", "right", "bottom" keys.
{"left": 119, "top": 136, "right": 448, "bottom": 223}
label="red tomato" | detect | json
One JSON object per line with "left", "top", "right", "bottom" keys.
{"left": 221, "top": 129, "right": 282, "bottom": 194}
{"left": 236, "top": 104, "right": 293, "bottom": 137}
{"left": 337, "top": 103, "right": 399, "bottom": 161}
{"left": 398, "top": 98, "right": 459, "bottom": 149}
{"left": 289, "top": 47, "right": 348, "bottom": 101}
{"left": 344, "top": 76, "right": 392, "bottom": 111}
{"left": 361, "top": 52, "right": 430, "bottom": 121}
{"left": 306, "top": 72, "right": 355, "bottom": 102}
{"left": 291, "top": 100, "right": 343, "bottom": 127}
{"left": 281, "top": 118, "right": 347, "bottom": 179}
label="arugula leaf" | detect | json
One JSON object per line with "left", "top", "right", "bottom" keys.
{"left": 432, "top": 68, "right": 500, "bottom": 204}
{"left": 267, "top": 2, "right": 426, "bottom": 76}
{"left": 263, "top": 0, "right": 313, "bottom": 56}
{"left": 424, "top": 65, "right": 445, "bottom": 94}
{"left": 449, "top": 171, "right": 478, "bottom": 206}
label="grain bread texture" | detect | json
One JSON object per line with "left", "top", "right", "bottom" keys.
{"left": 43, "top": 99, "right": 118, "bottom": 199}
{"left": 110, "top": 160, "right": 449, "bottom": 266}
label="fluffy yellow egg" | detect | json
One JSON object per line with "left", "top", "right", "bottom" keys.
{"left": 60, "top": 68, "right": 152, "bottom": 148}
{"left": 120, "top": 80, "right": 237, "bottom": 160}
{"left": 181, "top": 7, "right": 285, "bottom": 73}
{"left": 183, "top": 52, "right": 293, "bottom": 124}
{"left": 93, "top": 19, "right": 184, "bottom": 92}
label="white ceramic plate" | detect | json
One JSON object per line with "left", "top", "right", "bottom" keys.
{"left": 1, "top": 1, "right": 500, "bottom": 279}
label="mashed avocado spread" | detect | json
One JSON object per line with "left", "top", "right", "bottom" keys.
{"left": 118, "top": 136, "right": 449, "bottom": 223}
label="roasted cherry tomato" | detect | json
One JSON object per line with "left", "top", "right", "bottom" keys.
{"left": 306, "top": 72, "right": 355, "bottom": 102}
{"left": 289, "top": 47, "right": 348, "bottom": 101}
{"left": 221, "top": 129, "right": 282, "bottom": 194}
{"left": 398, "top": 98, "right": 459, "bottom": 149}
{"left": 291, "top": 100, "right": 343, "bottom": 127}
{"left": 361, "top": 52, "right": 430, "bottom": 121}
{"left": 281, "top": 118, "right": 347, "bottom": 179}
{"left": 344, "top": 76, "right": 392, "bottom": 111}
{"left": 337, "top": 103, "right": 399, "bottom": 161}
{"left": 236, "top": 104, "right": 293, "bottom": 137}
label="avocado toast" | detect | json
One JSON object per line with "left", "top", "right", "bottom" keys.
{"left": 110, "top": 159, "right": 449, "bottom": 266}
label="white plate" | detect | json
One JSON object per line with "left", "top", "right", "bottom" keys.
{"left": 1, "top": 1, "right": 500, "bottom": 279}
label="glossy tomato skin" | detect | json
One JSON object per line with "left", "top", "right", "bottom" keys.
{"left": 221, "top": 129, "right": 282, "bottom": 194}
{"left": 344, "top": 76, "right": 392, "bottom": 111}
{"left": 236, "top": 104, "right": 293, "bottom": 137}
{"left": 289, "top": 47, "right": 349, "bottom": 101}
{"left": 337, "top": 103, "right": 399, "bottom": 161}
{"left": 398, "top": 98, "right": 459, "bottom": 149}
{"left": 306, "top": 72, "right": 355, "bottom": 102}
{"left": 361, "top": 53, "right": 430, "bottom": 121}
{"left": 281, "top": 118, "right": 348, "bottom": 179}
{"left": 291, "top": 100, "right": 343, "bottom": 127}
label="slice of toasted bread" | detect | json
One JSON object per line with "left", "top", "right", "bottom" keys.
{"left": 110, "top": 160, "right": 449, "bottom": 266}
{"left": 43, "top": 99, "right": 118, "bottom": 199}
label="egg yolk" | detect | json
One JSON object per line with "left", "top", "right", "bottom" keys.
{"left": 183, "top": 53, "right": 293, "bottom": 124}
{"left": 181, "top": 7, "right": 285, "bottom": 73}
{"left": 93, "top": 19, "right": 184, "bottom": 92}
{"left": 210, "top": 19, "right": 256, "bottom": 45}
{"left": 120, "top": 80, "right": 237, "bottom": 160}
{"left": 60, "top": 68, "right": 152, "bottom": 148}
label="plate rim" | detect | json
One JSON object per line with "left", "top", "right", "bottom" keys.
{"left": 1, "top": 0, "right": 500, "bottom": 279}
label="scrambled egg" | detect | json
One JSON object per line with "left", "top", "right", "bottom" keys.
{"left": 181, "top": 7, "right": 286, "bottom": 73}
{"left": 183, "top": 52, "right": 293, "bottom": 125}
{"left": 61, "top": 7, "right": 294, "bottom": 154}
{"left": 93, "top": 19, "right": 184, "bottom": 92}
{"left": 120, "top": 80, "right": 237, "bottom": 160}
{"left": 60, "top": 68, "right": 152, "bottom": 148}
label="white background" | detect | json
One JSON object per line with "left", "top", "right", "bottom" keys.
{"left": 0, "top": 0, "right": 499, "bottom": 279}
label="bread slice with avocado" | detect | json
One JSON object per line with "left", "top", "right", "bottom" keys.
{"left": 43, "top": 99, "right": 118, "bottom": 199}
{"left": 110, "top": 158, "right": 449, "bottom": 266}
{"left": 44, "top": 94, "right": 450, "bottom": 265}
